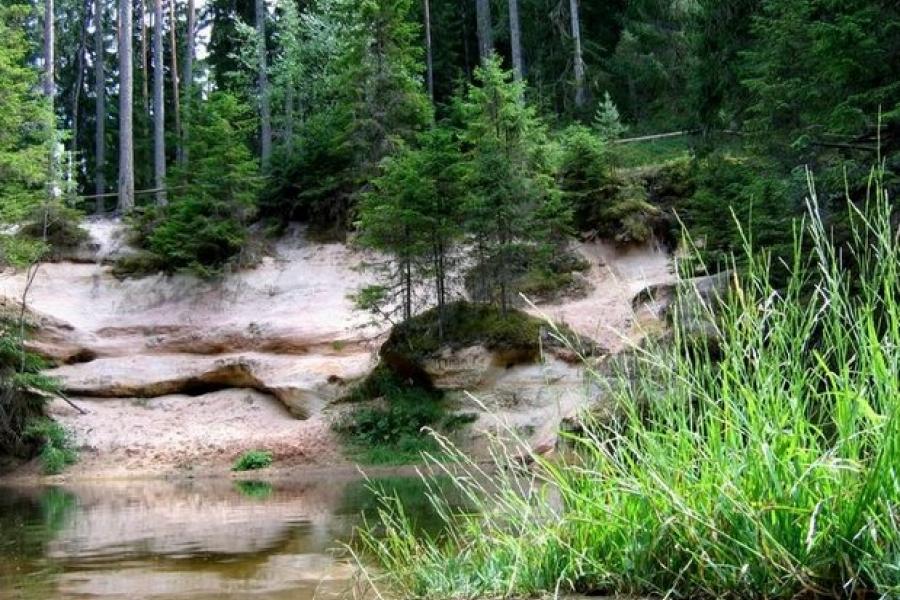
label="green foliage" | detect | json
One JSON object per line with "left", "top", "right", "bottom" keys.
{"left": 0, "top": 3, "right": 53, "bottom": 224}
{"left": 0, "top": 317, "right": 59, "bottom": 459}
{"left": 24, "top": 418, "right": 77, "bottom": 475}
{"left": 233, "top": 480, "right": 274, "bottom": 499}
{"left": 381, "top": 301, "right": 547, "bottom": 362}
{"left": 741, "top": 0, "right": 900, "bottom": 154}
{"left": 336, "top": 390, "right": 444, "bottom": 465}
{"left": 335, "top": 379, "right": 475, "bottom": 465}
{"left": 127, "top": 92, "right": 261, "bottom": 276}
{"left": 16, "top": 202, "right": 88, "bottom": 254}
{"left": 558, "top": 125, "right": 664, "bottom": 244}
{"left": 457, "top": 56, "right": 571, "bottom": 312}
{"left": 358, "top": 173, "right": 900, "bottom": 600}
{"left": 357, "top": 126, "right": 463, "bottom": 321}
{"left": 593, "top": 92, "right": 627, "bottom": 141}
{"left": 677, "top": 153, "right": 796, "bottom": 275}
{"left": 232, "top": 450, "right": 273, "bottom": 471}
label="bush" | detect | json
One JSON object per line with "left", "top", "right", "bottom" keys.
{"left": 335, "top": 387, "right": 446, "bottom": 465}
{"left": 357, "top": 172, "right": 900, "bottom": 599}
{"left": 0, "top": 317, "right": 59, "bottom": 459}
{"left": 24, "top": 418, "right": 77, "bottom": 475}
{"left": 558, "top": 125, "right": 667, "bottom": 244}
{"left": 17, "top": 202, "right": 88, "bottom": 253}
{"left": 232, "top": 450, "right": 273, "bottom": 471}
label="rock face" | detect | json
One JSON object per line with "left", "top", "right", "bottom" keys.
{"left": 48, "top": 353, "right": 372, "bottom": 419}
{"left": 0, "top": 221, "right": 675, "bottom": 475}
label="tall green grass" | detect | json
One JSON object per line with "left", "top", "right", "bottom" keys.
{"left": 356, "top": 170, "right": 900, "bottom": 599}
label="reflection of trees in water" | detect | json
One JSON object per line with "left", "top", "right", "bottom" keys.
{"left": 0, "top": 486, "right": 76, "bottom": 598}
{"left": 0, "top": 486, "right": 77, "bottom": 559}
{"left": 234, "top": 480, "right": 274, "bottom": 500}
{"left": 338, "top": 476, "right": 472, "bottom": 539}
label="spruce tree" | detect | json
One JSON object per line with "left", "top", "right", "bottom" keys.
{"left": 357, "top": 127, "right": 463, "bottom": 329}
{"left": 457, "top": 55, "right": 569, "bottom": 313}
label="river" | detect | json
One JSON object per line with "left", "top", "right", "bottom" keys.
{"left": 0, "top": 472, "right": 456, "bottom": 599}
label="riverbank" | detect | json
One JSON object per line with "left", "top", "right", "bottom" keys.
{"left": 0, "top": 219, "right": 674, "bottom": 480}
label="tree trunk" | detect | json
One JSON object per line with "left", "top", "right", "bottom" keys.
{"left": 182, "top": 0, "right": 194, "bottom": 163}
{"left": 168, "top": 0, "right": 181, "bottom": 164}
{"left": 475, "top": 0, "right": 492, "bottom": 62}
{"left": 284, "top": 84, "right": 294, "bottom": 154}
{"left": 460, "top": 0, "right": 471, "bottom": 78}
{"left": 423, "top": 0, "right": 434, "bottom": 101}
{"left": 508, "top": 0, "right": 524, "bottom": 82}
{"left": 118, "top": 0, "right": 135, "bottom": 211}
{"left": 256, "top": 0, "right": 271, "bottom": 170}
{"left": 94, "top": 0, "right": 106, "bottom": 210}
{"left": 140, "top": 0, "right": 149, "bottom": 113}
{"left": 569, "top": 0, "right": 586, "bottom": 108}
{"left": 44, "top": 0, "right": 57, "bottom": 202}
{"left": 152, "top": 0, "right": 166, "bottom": 205}
{"left": 72, "top": 0, "right": 91, "bottom": 166}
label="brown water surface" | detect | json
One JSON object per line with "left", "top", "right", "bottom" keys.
{"left": 0, "top": 472, "right": 450, "bottom": 599}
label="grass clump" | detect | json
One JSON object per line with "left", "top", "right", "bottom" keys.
{"left": 357, "top": 170, "right": 900, "bottom": 599}
{"left": 231, "top": 450, "right": 273, "bottom": 472}
{"left": 24, "top": 418, "right": 77, "bottom": 475}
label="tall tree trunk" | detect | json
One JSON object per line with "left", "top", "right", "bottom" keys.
{"left": 256, "top": 0, "right": 271, "bottom": 169}
{"left": 152, "top": 0, "right": 166, "bottom": 205}
{"left": 140, "top": 0, "right": 149, "bottom": 113}
{"left": 475, "top": 0, "right": 492, "bottom": 62}
{"left": 94, "top": 0, "right": 106, "bottom": 210}
{"left": 508, "top": 0, "right": 524, "bottom": 82}
{"left": 569, "top": 0, "right": 586, "bottom": 108}
{"left": 182, "top": 0, "right": 194, "bottom": 164}
{"left": 423, "top": 0, "right": 434, "bottom": 101}
{"left": 118, "top": 0, "right": 135, "bottom": 211}
{"left": 168, "top": 0, "right": 181, "bottom": 164}
{"left": 284, "top": 85, "right": 294, "bottom": 154}
{"left": 72, "top": 0, "right": 91, "bottom": 165}
{"left": 44, "top": 0, "right": 57, "bottom": 202}
{"left": 460, "top": 0, "right": 471, "bottom": 78}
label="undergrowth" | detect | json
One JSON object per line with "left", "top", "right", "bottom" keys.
{"left": 356, "top": 168, "right": 900, "bottom": 599}
{"left": 24, "top": 418, "right": 77, "bottom": 475}
{"left": 232, "top": 450, "right": 273, "bottom": 471}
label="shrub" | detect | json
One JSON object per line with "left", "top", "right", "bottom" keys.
{"left": 0, "top": 317, "right": 59, "bottom": 459}
{"left": 24, "top": 418, "right": 77, "bottom": 475}
{"left": 17, "top": 202, "right": 88, "bottom": 253}
{"left": 357, "top": 171, "right": 900, "bottom": 599}
{"left": 335, "top": 387, "right": 446, "bottom": 465}
{"left": 232, "top": 450, "right": 273, "bottom": 471}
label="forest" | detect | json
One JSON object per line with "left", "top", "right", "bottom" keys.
{"left": 1, "top": 0, "right": 900, "bottom": 598}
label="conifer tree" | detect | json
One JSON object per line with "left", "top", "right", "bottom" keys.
{"left": 457, "top": 56, "right": 569, "bottom": 313}
{"left": 336, "top": 0, "right": 432, "bottom": 173}
{"left": 357, "top": 127, "right": 462, "bottom": 329}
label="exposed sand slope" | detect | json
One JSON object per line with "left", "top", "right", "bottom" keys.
{"left": 0, "top": 220, "right": 673, "bottom": 477}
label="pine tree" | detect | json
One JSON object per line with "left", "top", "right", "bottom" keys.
{"left": 149, "top": 92, "right": 262, "bottom": 274}
{"left": 336, "top": 0, "right": 432, "bottom": 173}
{"left": 457, "top": 56, "right": 569, "bottom": 313}
{"left": 357, "top": 127, "right": 462, "bottom": 329}
{"left": 593, "top": 91, "right": 626, "bottom": 141}
{"left": 0, "top": 3, "right": 54, "bottom": 226}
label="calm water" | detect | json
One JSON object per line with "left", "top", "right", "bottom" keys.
{"left": 0, "top": 472, "right": 455, "bottom": 600}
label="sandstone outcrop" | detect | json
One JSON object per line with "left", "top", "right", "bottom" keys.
{"left": 0, "top": 220, "right": 675, "bottom": 474}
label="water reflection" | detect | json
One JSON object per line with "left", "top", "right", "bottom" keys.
{"left": 0, "top": 472, "right": 458, "bottom": 600}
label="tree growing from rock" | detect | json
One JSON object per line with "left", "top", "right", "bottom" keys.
{"left": 457, "top": 56, "right": 569, "bottom": 313}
